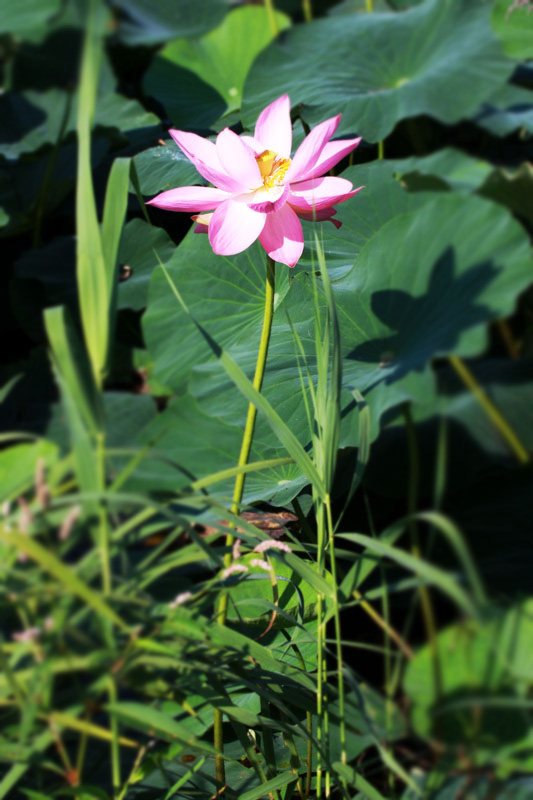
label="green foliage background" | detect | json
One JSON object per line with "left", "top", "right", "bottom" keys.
{"left": 1, "top": 0, "right": 533, "bottom": 798}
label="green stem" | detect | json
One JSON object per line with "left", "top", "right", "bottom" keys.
{"left": 325, "top": 496, "right": 347, "bottom": 780}
{"left": 316, "top": 593, "right": 325, "bottom": 797}
{"left": 378, "top": 140, "right": 384, "bottom": 160}
{"left": 108, "top": 676, "right": 121, "bottom": 795}
{"left": 449, "top": 355, "right": 530, "bottom": 464}
{"left": 315, "top": 498, "right": 330, "bottom": 797}
{"left": 302, "top": 0, "right": 313, "bottom": 21}
{"left": 264, "top": 0, "right": 279, "bottom": 35}
{"left": 365, "top": 0, "right": 373, "bottom": 10}
{"left": 96, "top": 431, "right": 111, "bottom": 595}
{"left": 214, "top": 255, "right": 276, "bottom": 787}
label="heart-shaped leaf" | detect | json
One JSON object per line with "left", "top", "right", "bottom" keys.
{"left": 149, "top": 6, "right": 291, "bottom": 114}
{"left": 404, "top": 599, "right": 533, "bottom": 751}
{"left": 242, "top": 0, "right": 514, "bottom": 142}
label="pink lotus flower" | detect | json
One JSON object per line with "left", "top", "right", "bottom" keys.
{"left": 146, "top": 95, "right": 363, "bottom": 267}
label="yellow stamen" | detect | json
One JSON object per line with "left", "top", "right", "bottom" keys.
{"left": 255, "top": 149, "right": 291, "bottom": 188}
{"left": 256, "top": 149, "right": 276, "bottom": 179}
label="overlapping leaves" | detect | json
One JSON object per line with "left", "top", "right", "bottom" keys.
{"left": 139, "top": 166, "right": 531, "bottom": 502}
{"left": 242, "top": 0, "right": 514, "bottom": 142}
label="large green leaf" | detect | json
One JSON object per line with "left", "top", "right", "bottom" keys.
{"left": 401, "top": 775, "right": 533, "bottom": 799}
{"left": 0, "top": 0, "right": 61, "bottom": 36}
{"left": 131, "top": 393, "right": 308, "bottom": 506}
{"left": 475, "top": 83, "right": 533, "bottom": 137}
{"left": 110, "top": 0, "right": 227, "bottom": 45}
{"left": 389, "top": 149, "right": 493, "bottom": 195}
{"left": 478, "top": 161, "right": 533, "bottom": 223}
{"left": 297, "top": 161, "right": 425, "bottom": 279}
{"left": 146, "top": 6, "right": 291, "bottom": 115}
{"left": 0, "top": 439, "right": 58, "bottom": 502}
{"left": 117, "top": 219, "right": 176, "bottom": 311}
{"left": 242, "top": 0, "right": 514, "bottom": 142}
{"left": 330, "top": 193, "right": 531, "bottom": 427}
{"left": 143, "top": 62, "right": 226, "bottom": 132}
{"left": 225, "top": 553, "right": 328, "bottom": 626}
{"left": 329, "top": 0, "right": 423, "bottom": 14}
{"left": 403, "top": 598, "right": 533, "bottom": 762}
{"left": 492, "top": 0, "right": 533, "bottom": 59}
{"left": 131, "top": 138, "right": 204, "bottom": 197}
{"left": 0, "top": 88, "right": 161, "bottom": 160}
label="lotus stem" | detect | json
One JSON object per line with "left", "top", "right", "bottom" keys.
{"left": 214, "top": 254, "right": 276, "bottom": 787}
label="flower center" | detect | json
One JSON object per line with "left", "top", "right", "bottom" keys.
{"left": 255, "top": 149, "right": 291, "bottom": 189}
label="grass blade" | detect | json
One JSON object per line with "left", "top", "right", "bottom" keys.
{"left": 0, "top": 526, "right": 128, "bottom": 630}
{"left": 337, "top": 532, "right": 478, "bottom": 617}
{"left": 76, "top": 0, "right": 110, "bottom": 385}
{"left": 240, "top": 772, "right": 298, "bottom": 800}
{"left": 101, "top": 156, "right": 131, "bottom": 298}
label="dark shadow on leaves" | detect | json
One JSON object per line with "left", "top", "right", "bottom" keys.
{"left": 345, "top": 246, "right": 497, "bottom": 394}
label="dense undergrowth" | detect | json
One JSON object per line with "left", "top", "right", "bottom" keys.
{"left": 1, "top": 0, "right": 533, "bottom": 798}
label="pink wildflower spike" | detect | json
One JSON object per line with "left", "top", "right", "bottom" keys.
{"left": 58, "top": 505, "right": 81, "bottom": 541}
{"left": 250, "top": 558, "right": 272, "bottom": 572}
{"left": 232, "top": 539, "right": 242, "bottom": 560}
{"left": 147, "top": 96, "right": 363, "bottom": 268}
{"left": 169, "top": 591, "right": 193, "bottom": 608}
{"left": 222, "top": 564, "right": 249, "bottom": 579}
{"left": 253, "top": 540, "right": 292, "bottom": 554}
{"left": 12, "top": 627, "right": 41, "bottom": 643}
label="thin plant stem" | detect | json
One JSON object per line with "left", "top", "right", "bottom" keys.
{"left": 316, "top": 594, "right": 325, "bottom": 797}
{"left": 403, "top": 403, "right": 441, "bottom": 704}
{"left": 264, "top": 0, "right": 279, "bottom": 35}
{"left": 97, "top": 425, "right": 118, "bottom": 790}
{"left": 282, "top": 633, "right": 313, "bottom": 799}
{"left": 351, "top": 588, "right": 414, "bottom": 660}
{"left": 214, "top": 255, "right": 276, "bottom": 787}
{"left": 378, "top": 140, "right": 384, "bottom": 160}
{"left": 315, "top": 498, "right": 328, "bottom": 797}
{"left": 107, "top": 676, "right": 121, "bottom": 795}
{"left": 96, "top": 431, "right": 111, "bottom": 595}
{"left": 116, "top": 744, "right": 148, "bottom": 800}
{"left": 75, "top": 723, "right": 89, "bottom": 785}
{"left": 325, "top": 496, "right": 347, "bottom": 777}
{"left": 449, "top": 355, "right": 530, "bottom": 463}
{"left": 302, "top": 0, "right": 313, "bottom": 21}
{"left": 365, "top": 0, "right": 373, "bottom": 10}
{"left": 496, "top": 318, "right": 520, "bottom": 359}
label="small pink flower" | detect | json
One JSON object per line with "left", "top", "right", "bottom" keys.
{"left": 222, "top": 564, "right": 249, "bottom": 579}
{"left": 169, "top": 591, "right": 193, "bottom": 608}
{"left": 232, "top": 539, "right": 242, "bottom": 560}
{"left": 250, "top": 558, "right": 272, "bottom": 572}
{"left": 253, "top": 539, "right": 292, "bottom": 554}
{"left": 12, "top": 627, "right": 41, "bottom": 643}
{"left": 58, "top": 505, "right": 81, "bottom": 541}
{"left": 146, "top": 95, "right": 363, "bottom": 268}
